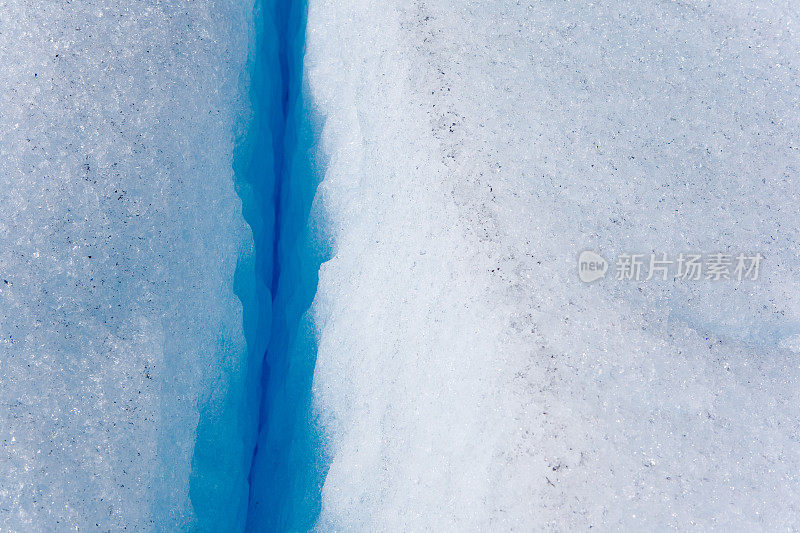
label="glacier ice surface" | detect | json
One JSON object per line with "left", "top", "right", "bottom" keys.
{"left": 0, "top": 1, "right": 256, "bottom": 529}
{"left": 305, "top": 0, "right": 800, "bottom": 529}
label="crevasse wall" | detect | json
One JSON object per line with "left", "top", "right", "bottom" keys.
{"left": 187, "top": 0, "right": 274, "bottom": 529}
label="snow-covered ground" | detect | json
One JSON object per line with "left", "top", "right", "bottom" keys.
{"left": 307, "top": 0, "right": 800, "bottom": 529}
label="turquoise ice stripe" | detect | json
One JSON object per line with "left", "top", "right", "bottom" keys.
{"left": 245, "top": 0, "right": 333, "bottom": 530}
{"left": 188, "top": 0, "right": 329, "bottom": 530}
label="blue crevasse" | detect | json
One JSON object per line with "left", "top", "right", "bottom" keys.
{"left": 187, "top": 0, "right": 329, "bottom": 530}
{"left": 245, "top": 0, "right": 332, "bottom": 529}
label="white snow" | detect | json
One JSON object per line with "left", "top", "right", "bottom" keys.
{"left": 0, "top": 1, "right": 254, "bottom": 529}
{"left": 306, "top": 0, "right": 800, "bottom": 529}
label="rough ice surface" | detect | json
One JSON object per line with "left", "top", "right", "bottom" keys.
{"left": 3, "top": 0, "right": 800, "bottom": 529}
{"left": 0, "top": 1, "right": 255, "bottom": 529}
{"left": 306, "top": 0, "right": 800, "bottom": 529}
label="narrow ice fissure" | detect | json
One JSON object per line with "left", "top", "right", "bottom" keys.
{"left": 187, "top": 0, "right": 324, "bottom": 529}
{"left": 242, "top": 0, "right": 328, "bottom": 530}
